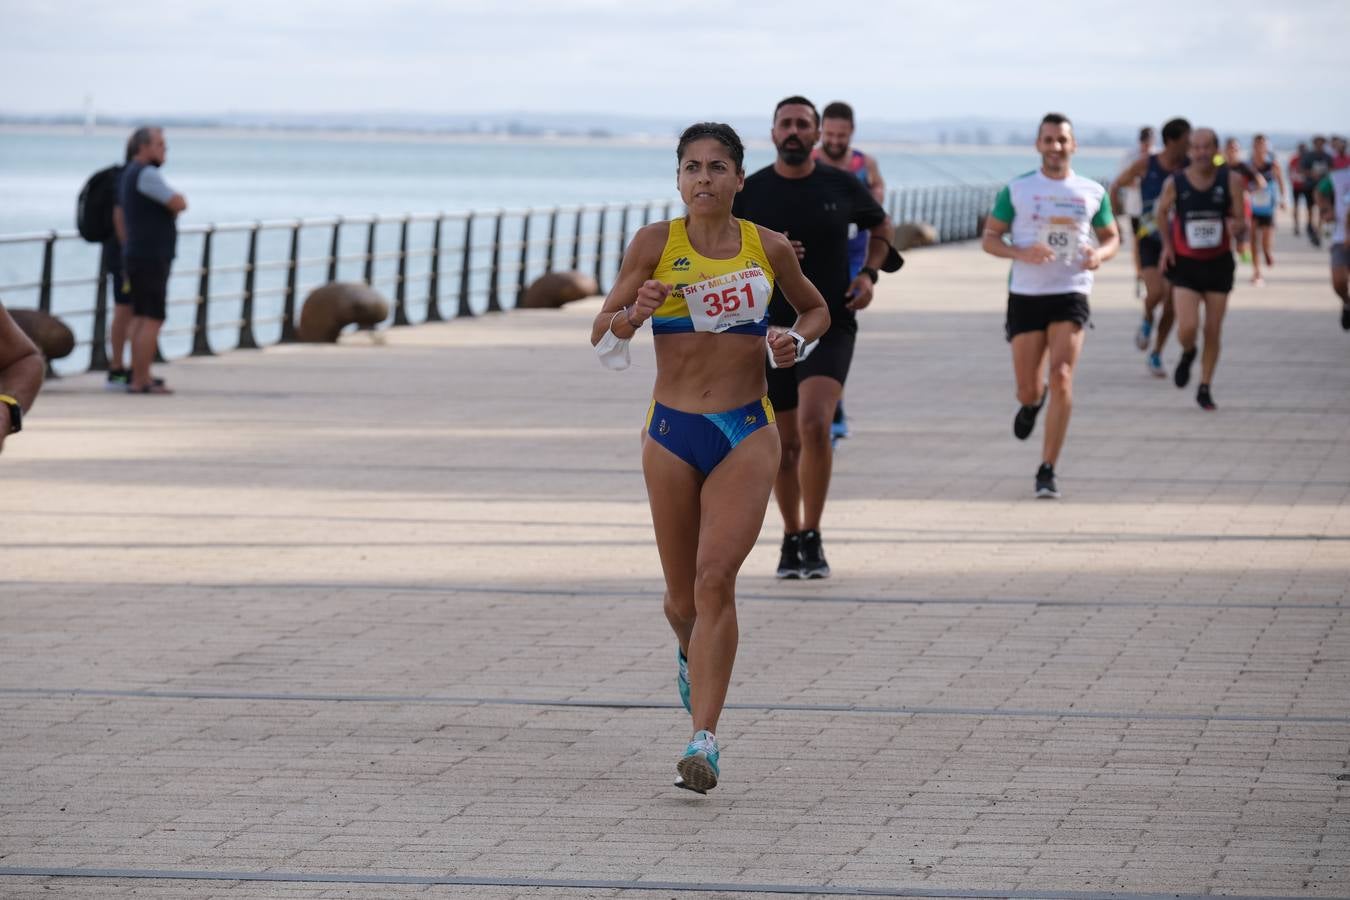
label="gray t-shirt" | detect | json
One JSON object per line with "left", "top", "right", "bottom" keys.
{"left": 136, "top": 166, "right": 177, "bottom": 205}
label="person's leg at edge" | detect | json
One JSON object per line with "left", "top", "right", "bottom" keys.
{"left": 110, "top": 303, "right": 133, "bottom": 371}
{"left": 1173, "top": 286, "right": 1201, "bottom": 356}
{"left": 1198, "top": 291, "right": 1229, "bottom": 386}
{"left": 1139, "top": 267, "right": 1171, "bottom": 350}
{"left": 643, "top": 435, "right": 703, "bottom": 662}
{"left": 772, "top": 409, "right": 803, "bottom": 534}
{"left": 1010, "top": 329, "right": 1049, "bottom": 410}
{"left": 796, "top": 375, "right": 843, "bottom": 531}
{"left": 1250, "top": 232, "right": 1264, "bottom": 283}
{"left": 1040, "top": 321, "right": 1086, "bottom": 468}
{"left": 1260, "top": 223, "right": 1275, "bottom": 267}
{"left": 129, "top": 315, "right": 164, "bottom": 391}
{"left": 1332, "top": 263, "right": 1349, "bottom": 309}
{"left": 688, "top": 428, "right": 780, "bottom": 736}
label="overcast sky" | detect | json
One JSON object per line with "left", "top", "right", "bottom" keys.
{"left": 2, "top": 0, "right": 1345, "bottom": 133}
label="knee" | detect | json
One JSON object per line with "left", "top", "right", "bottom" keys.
{"left": 1049, "top": 362, "right": 1074, "bottom": 395}
{"left": 797, "top": 414, "right": 832, "bottom": 449}
{"left": 693, "top": 563, "right": 737, "bottom": 612}
{"left": 663, "top": 590, "right": 695, "bottom": 628}
{"left": 778, "top": 436, "right": 801, "bottom": 470}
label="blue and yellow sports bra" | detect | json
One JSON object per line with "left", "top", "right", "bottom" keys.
{"left": 650, "top": 217, "right": 775, "bottom": 336}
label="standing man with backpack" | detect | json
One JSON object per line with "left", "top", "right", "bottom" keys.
{"left": 117, "top": 127, "right": 186, "bottom": 394}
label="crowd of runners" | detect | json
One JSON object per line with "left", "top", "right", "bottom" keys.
{"left": 586, "top": 100, "right": 1347, "bottom": 794}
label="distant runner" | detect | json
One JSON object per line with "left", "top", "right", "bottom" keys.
{"left": 1117, "top": 126, "right": 1155, "bottom": 289}
{"left": 1111, "top": 118, "right": 1190, "bottom": 378}
{"left": 1315, "top": 163, "right": 1350, "bottom": 330}
{"left": 981, "top": 113, "right": 1119, "bottom": 499}
{"left": 812, "top": 101, "right": 887, "bottom": 447}
{"left": 1155, "top": 128, "right": 1246, "bottom": 411}
{"left": 1248, "top": 135, "right": 1285, "bottom": 283}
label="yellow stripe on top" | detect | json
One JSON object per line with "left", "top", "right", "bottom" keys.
{"left": 650, "top": 218, "right": 775, "bottom": 335}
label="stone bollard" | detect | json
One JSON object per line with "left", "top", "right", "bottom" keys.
{"left": 297, "top": 283, "right": 390, "bottom": 343}
{"left": 7, "top": 307, "right": 75, "bottom": 360}
{"left": 894, "top": 222, "right": 939, "bottom": 251}
{"left": 519, "top": 271, "right": 600, "bottom": 309}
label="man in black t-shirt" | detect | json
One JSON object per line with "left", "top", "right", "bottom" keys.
{"left": 732, "top": 95, "right": 894, "bottom": 580}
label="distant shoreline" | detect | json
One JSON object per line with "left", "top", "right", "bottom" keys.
{"left": 0, "top": 122, "right": 1130, "bottom": 157}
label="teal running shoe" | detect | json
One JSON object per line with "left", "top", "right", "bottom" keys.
{"left": 675, "top": 730, "right": 720, "bottom": 793}
{"left": 677, "top": 647, "right": 691, "bottom": 714}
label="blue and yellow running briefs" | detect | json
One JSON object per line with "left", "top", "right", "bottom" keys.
{"left": 650, "top": 217, "right": 775, "bottom": 336}
{"left": 646, "top": 397, "right": 775, "bottom": 475}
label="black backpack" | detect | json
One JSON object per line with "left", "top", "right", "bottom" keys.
{"left": 76, "top": 165, "right": 123, "bottom": 243}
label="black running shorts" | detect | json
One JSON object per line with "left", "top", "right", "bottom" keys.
{"left": 124, "top": 256, "right": 171, "bottom": 321}
{"left": 1165, "top": 254, "right": 1235, "bottom": 295}
{"left": 1252, "top": 213, "right": 1274, "bottom": 228}
{"left": 1005, "top": 292, "right": 1090, "bottom": 342}
{"left": 1138, "top": 235, "right": 1163, "bottom": 269}
{"left": 765, "top": 313, "right": 858, "bottom": 413}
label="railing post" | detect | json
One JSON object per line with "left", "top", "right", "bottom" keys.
{"left": 515, "top": 209, "right": 532, "bottom": 307}
{"left": 190, "top": 226, "right": 214, "bottom": 356}
{"left": 570, "top": 206, "right": 584, "bottom": 271}
{"left": 642, "top": 202, "right": 653, "bottom": 227}
{"left": 363, "top": 217, "right": 377, "bottom": 286}
{"left": 593, "top": 205, "right": 607, "bottom": 294}
{"left": 457, "top": 213, "right": 474, "bottom": 318}
{"left": 545, "top": 207, "right": 559, "bottom": 272}
{"left": 394, "top": 215, "right": 410, "bottom": 325}
{"left": 615, "top": 205, "right": 629, "bottom": 275}
{"left": 89, "top": 249, "right": 110, "bottom": 372}
{"left": 37, "top": 232, "right": 55, "bottom": 314}
{"left": 487, "top": 210, "right": 504, "bottom": 313}
{"left": 280, "top": 221, "right": 301, "bottom": 342}
{"left": 662, "top": 202, "right": 672, "bottom": 220}
{"left": 425, "top": 214, "right": 444, "bottom": 322}
{"left": 327, "top": 217, "right": 341, "bottom": 283}
{"left": 237, "top": 223, "right": 260, "bottom": 349}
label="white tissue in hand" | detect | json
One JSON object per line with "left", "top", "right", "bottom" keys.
{"left": 595, "top": 328, "right": 631, "bottom": 370}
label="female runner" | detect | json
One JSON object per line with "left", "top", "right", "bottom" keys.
{"left": 590, "top": 123, "right": 829, "bottom": 792}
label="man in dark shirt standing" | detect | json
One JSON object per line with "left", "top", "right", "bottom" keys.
{"left": 733, "top": 96, "right": 895, "bottom": 579}
{"left": 116, "top": 126, "right": 186, "bottom": 394}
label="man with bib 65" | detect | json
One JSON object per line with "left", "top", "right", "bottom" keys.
{"left": 982, "top": 113, "right": 1120, "bottom": 499}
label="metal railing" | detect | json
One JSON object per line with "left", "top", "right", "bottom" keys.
{"left": 0, "top": 183, "right": 1003, "bottom": 374}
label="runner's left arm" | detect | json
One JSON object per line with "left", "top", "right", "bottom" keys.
{"left": 1082, "top": 192, "right": 1120, "bottom": 271}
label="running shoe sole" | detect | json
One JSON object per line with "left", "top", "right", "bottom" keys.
{"left": 801, "top": 566, "right": 831, "bottom": 580}
{"left": 676, "top": 754, "right": 719, "bottom": 793}
{"left": 1035, "top": 485, "right": 1061, "bottom": 499}
{"left": 776, "top": 569, "right": 803, "bottom": 580}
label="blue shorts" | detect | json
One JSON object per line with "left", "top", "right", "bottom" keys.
{"left": 646, "top": 397, "right": 775, "bottom": 475}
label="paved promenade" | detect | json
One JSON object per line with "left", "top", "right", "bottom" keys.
{"left": 2, "top": 230, "right": 1348, "bottom": 899}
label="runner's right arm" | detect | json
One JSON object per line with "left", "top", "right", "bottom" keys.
{"left": 590, "top": 223, "right": 668, "bottom": 346}
{"left": 1109, "top": 157, "right": 1147, "bottom": 216}
{"left": 981, "top": 186, "right": 1052, "bottom": 264}
{"left": 1154, "top": 177, "right": 1178, "bottom": 269}
{"left": 0, "top": 302, "right": 44, "bottom": 454}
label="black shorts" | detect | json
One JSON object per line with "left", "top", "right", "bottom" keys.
{"left": 1165, "top": 254, "right": 1235, "bottom": 295}
{"left": 765, "top": 314, "right": 858, "bottom": 413}
{"left": 124, "top": 256, "right": 171, "bottom": 320}
{"left": 1252, "top": 213, "right": 1274, "bottom": 228}
{"left": 1005, "top": 292, "right": 1090, "bottom": 342}
{"left": 1138, "top": 235, "right": 1163, "bottom": 269}
{"left": 102, "top": 241, "right": 130, "bottom": 305}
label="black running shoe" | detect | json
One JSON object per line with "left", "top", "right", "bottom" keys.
{"left": 776, "top": 532, "right": 803, "bottom": 580}
{"left": 1196, "top": 384, "right": 1216, "bottom": 411}
{"left": 1307, "top": 223, "right": 1322, "bottom": 248}
{"left": 1342, "top": 303, "right": 1350, "bottom": 331}
{"left": 799, "top": 529, "right": 830, "bottom": 579}
{"left": 105, "top": 369, "right": 130, "bottom": 392}
{"left": 1035, "top": 463, "right": 1060, "bottom": 499}
{"left": 1013, "top": 386, "right": 1047, "bottom": 441}
{"left": 1174, "top": 348, "right": 1197, "bottom": 388}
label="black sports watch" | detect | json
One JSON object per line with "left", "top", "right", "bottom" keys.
{"left": 858, "top": 266, "right": 879, "bottom": 284}
{"left": 0, "top": 394, "right": 21, "bottom": 435}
